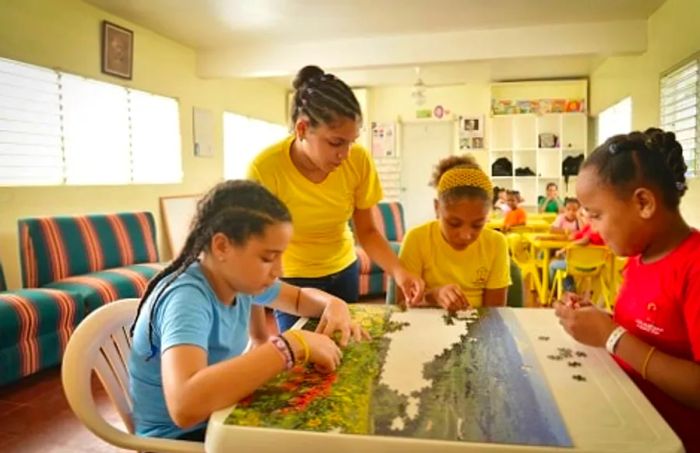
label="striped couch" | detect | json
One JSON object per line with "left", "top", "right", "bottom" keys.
{"left": 355, "top": 202, "right": 405, "bottom": 297}
{"left": 0, "top": 212, "right": 163, "bottom": 386}
{"left": 18, "top": 212, "right": 163, "bottom": 312}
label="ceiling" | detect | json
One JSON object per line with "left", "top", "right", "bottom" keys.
{"left": 84, "top": 0, "right": 666, "bottom": 86}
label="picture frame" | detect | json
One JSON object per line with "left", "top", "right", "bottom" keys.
{"left": 101, "top": 21, "right": 133, "bottom": 79}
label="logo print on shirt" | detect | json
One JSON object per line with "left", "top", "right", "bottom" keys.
{"left": 636, "top": 301, "right": 664, "bottom": 335}
{"left": 472, "top": 266, "right": 489, "bottom": 288}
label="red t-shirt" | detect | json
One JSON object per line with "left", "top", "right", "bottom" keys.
{"left": 613, "top": 230, "right": 700, "bottom": 451}
{"left": 572, "top": 223, "right": 605, "bottom": 245}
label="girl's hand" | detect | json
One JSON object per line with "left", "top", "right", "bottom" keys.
{"left": 553, "top": 303, "right": 616, "bottom": 347}
{"left": 554, "top": 248, "right": 566, "bottom": 259}
{"left": 434, "top": 284, "right": 470, "bottom": 312}
{"left": 316, "top": 299, "right": 370, "bottom": 346}
{"left": 285, "top": 331, "right": 342, "bottom": 374}
{"left": 394, "top": 267, "right": 425, "bottom": 307}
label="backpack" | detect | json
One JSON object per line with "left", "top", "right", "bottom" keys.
{"left": 562, "top": 154, "right": 584, "bottom": 183}
{"left": 492, "top": 157, "right": 513, "bottom": 177}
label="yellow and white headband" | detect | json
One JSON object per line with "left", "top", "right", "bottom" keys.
{"left": 437, "top": 167, "right": 493, "bottom": 195}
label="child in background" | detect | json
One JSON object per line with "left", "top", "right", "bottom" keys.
{"left": 502, "top": 190, "right": 527, "bottom": 232}
{"left": 128, "top": 180, "right": 366, "bottom": 441}
{"left": 549, "top": 209, "right": 605, "bottom": 291}
{"left": 398, "top": 155, "right": 510, "bottom": 311}
{"left": 550, "top": 197, "right": 582, "bottom": 235}
{"left": 538, "top": 182, "right": 564, "bottom": 213}
{"left": 554, "top": 128, "right": 700, "bottom": 451}
{"left": 492, "top": 186, "right": 510, "bottom": 214}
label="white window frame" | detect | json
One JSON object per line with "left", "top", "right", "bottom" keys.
{"left": 660, "top": 55, "right": 699, "bottom": 178}
{"left": 597, "top": 97, "right": 632, "bottom": 146}
{"left": 0, "top": 56, "right": 182, "bottom": 186}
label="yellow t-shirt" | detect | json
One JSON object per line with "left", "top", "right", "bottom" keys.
{"left": 398, "top": 220, "right": 511, "bottom": 307}
{"left": 248, "top": 135, "right": 383, "bottom": 278}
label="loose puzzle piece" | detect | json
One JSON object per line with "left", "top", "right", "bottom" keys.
{"left": 572, "top": 374, "right": 587, "bottom": 382}
{"left": 567, "top": 361, "right": 582, "bottom": 367}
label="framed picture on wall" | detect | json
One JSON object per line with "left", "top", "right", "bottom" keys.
{"left": 101, "top": 21, "right": 133, "bottom": 79}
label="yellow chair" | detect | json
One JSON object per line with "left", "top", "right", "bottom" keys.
{"left": 507, "top": 233, "right": 543, "bottom": 304}
{"left": 551, "top": 245, "right": 612, "bottom": 310}
{"left": 607, "top": 256, "right": 628, "bottom": 303}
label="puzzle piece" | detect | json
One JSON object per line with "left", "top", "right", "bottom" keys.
{"left": 537, "top": 336, "right": 550, "bottom": 341}
{"left": 575, "top": 351, "right": 587, "bottom": 358}
{"left": 546, "top": 355, "right": 563, "bottom": 361}
{"left": 572, "top": 374, "right": 587, "bottom": 382}
{"left": 557, "top": 347, "right": 573, "bottom": 358}
{"left": 567, "top": 361, "right": 582, "bottom": 367}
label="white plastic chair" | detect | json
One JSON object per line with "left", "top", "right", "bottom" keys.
{"left": 62, "top": 298, "right": 204, "bottom": 453}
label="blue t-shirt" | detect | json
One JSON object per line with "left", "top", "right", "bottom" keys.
{"left": 128, "top": 262, "right": 281, "bottom": 438}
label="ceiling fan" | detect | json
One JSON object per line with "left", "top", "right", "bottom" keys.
{"left": 410, "top": 66, "right": 427, "bottom": 106}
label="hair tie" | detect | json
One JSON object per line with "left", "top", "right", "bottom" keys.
{"left": 676, "top": 181, "right": 686, "bottom": 191}
{"left": 609, "top": 143, "right": 619, "bottom": 154}
{"left": 438, "top": 167, "right": 493, "bottom": 195}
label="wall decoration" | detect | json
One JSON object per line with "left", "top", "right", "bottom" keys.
{"left": 193, "top": 107, "right": 215, "bottom": 157}
{"left": 415, "top": 109, "right": 432, "bottom": 119}
{"left": 459, "top": 115, "right": 485, "bottom": 150}
{"left": 371, "top": 122, "right": 396, "bottom": 157}
{"left": 101, "top": 21, "right": 133, "bottom": 79}
{"left": 433, "top": 105, "right": 445, "bottom": 119}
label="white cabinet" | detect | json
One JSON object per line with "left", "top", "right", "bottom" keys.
{"left": 488, "top": 80, "right": 588, "bottom": 209}
{"left": 488, "top": 112, "right": 588, "bottom": 208}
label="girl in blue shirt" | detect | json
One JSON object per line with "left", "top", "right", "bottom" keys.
{"left": 128, "top": 180, "right": 365, "bottom": 441}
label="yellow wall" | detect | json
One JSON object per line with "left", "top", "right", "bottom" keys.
{"left": 0, "top": 0, "right": 287, "bottom": 289}
{"left": 590, "top": 0, "right": 700, "bottom": 226}
{"left": 368, "top": 83, "right": 492, "bottom": 169}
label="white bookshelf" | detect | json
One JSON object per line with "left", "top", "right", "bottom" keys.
{"left": 488, "top": 80, "right": 589, "bottom": 208}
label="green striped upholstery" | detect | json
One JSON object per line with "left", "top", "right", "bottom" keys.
{"left": 45, "top": 263, "right": 163, "bottom": 312}
{"left": 0, "top": 288, "right": 84, "bottom": 386}
{"left": 18, "top": 212, "right": 159, "bottom": 288}
{"left": 370, "top": 202, "right": 405, "bottom": 242}
{"left": 356, "top": 202, "right": 405, "bottom": 297}
{"left": 0, "top": 261, "right": 6, "bottom": 292}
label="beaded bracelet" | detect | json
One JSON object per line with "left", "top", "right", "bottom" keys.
{"left": 278, "top": 333, "right": 296, "bottom": 364}
{"left": 269, "top": 336, "right": 294, "bottom": 370}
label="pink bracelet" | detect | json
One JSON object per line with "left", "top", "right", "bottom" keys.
{"left": 270, "top": 336, "right": 294, "bottom": 370}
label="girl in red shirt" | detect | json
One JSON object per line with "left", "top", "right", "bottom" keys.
{"left": 554, "top": 128, "right": 700, "bottom": 452}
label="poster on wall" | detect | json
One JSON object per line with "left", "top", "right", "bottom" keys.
{"left": 458, "top": 115, "right": 485, "bottom": 150}
{"left": 371, "top": 122, "right": 396, "bottom": 157}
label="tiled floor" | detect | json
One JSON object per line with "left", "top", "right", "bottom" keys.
{"left": 0, "top": 368, "right": 128, "bottom": 452}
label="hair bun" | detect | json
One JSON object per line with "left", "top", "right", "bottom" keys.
{"left": 293, "top": 65, "right": 325, "bottom": 90}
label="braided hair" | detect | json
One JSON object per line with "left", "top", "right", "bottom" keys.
{"left": 583, "top": 128, "right": 687, "bottom": 208}
{"left": 130, "top": 180, "right": 291, "bottom": 359}
{"left": 290, "top": 65, "right": 362, "bottom": 127}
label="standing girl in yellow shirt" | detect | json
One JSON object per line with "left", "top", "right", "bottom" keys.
{"left": 249, "top": 65, "right": 424, "bottom": 330}
{"left": 398, "top": 155, "right": 511, "bottom": 310}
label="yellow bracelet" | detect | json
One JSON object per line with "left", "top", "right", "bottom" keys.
{"left": 641, "top": 346, "right": 656, "bottom": 380}
{"left": 288, "top": 330, "right": 309, "bottom": 366}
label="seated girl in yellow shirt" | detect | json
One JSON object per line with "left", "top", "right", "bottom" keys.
{"left": 397, "top": 155, "right": 511, "bottom": 311}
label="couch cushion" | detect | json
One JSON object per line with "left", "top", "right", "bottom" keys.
{"left": 45, "top": 263, "right": 162, "bottom": 312}
{"left": 18, "top": 212, "right": 159, "bottom": 288}
{"left": 371, "top": 202, "right": 406, "bottom": 242}
{"left": 356, "top": 242, "right": 401, "bottom": 276}
{"left": 0, "top": 261, "right": 6, "bottom": 292}
{"left": 0, "top": 289, "right": 84, "bottom": 385}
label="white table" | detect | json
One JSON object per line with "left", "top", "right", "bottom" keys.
{"left": 206, "top": 307, "right": 682, "bottom": 453}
